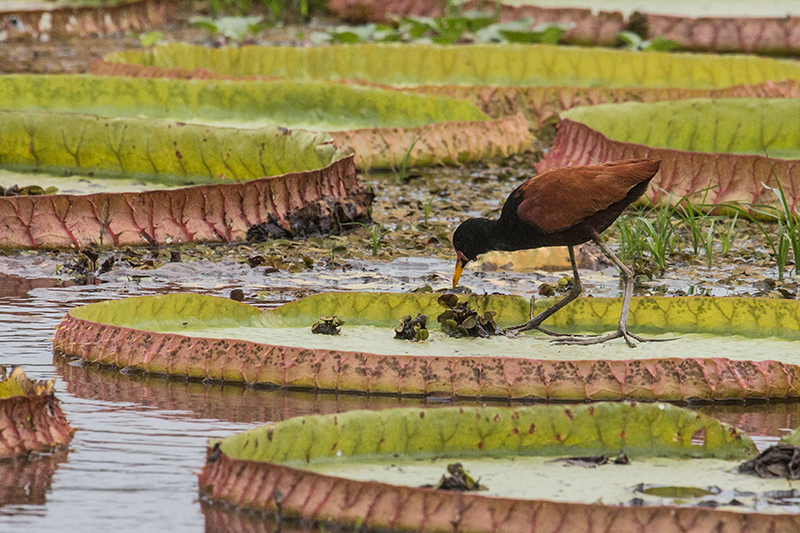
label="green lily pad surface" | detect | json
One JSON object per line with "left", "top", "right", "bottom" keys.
{"left": 0, "top": 109, "right": 339, "bottom": 186}
{"left": 199, "top": 404, "right": 800, "bottom": 531}
{"left": 0, "top": 74, "right": 488, "bottom": 132}
{"left": 219, "top": 404, "right": 754, "bottom": 463}
{"left": 55, "top": 292, "right": 800, "bottom": 400}
{"left": 0, "top": 74, "right": 529, "bottom": 170}
{"left": 105, "top": 43, "right": 800, "bottom": 89}
{"left": 561, "top": 98, "right": 800, "bottom": 159}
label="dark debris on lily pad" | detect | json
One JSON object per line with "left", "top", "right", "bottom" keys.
{"left": 0, "top": 184, "right": 58, "bottom": 196}
{"left": 549, "top": 450, "right": 629, "bottom": 468}
{"left": 421, "top": 463, "right": 486, "bottom": 492}
{"left": 311, "top": 315, "right": 344, "bottom": 335}
{"left": 738, "top": 444, "right": 800, "bottom": 479}
{"left": 394, "top": 313, "right": 429, "bottom": 341}
{"left": 436, "top": 294, "right": 502, "bottom": 338}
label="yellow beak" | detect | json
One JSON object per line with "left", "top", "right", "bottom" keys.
{"left": 452, "top": 258, "right": 465, "bottom": 288}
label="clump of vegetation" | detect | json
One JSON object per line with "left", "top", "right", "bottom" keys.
{"left": 190, "top": 15, "right": 268, "bottom": 45}
{"left": 421, "top": 463, "right": 486, "bottom": 492}
{"left": 608, "top": 165, "right": 800, "bottom": 286}
{"left": 616, "top": 31, "right": 680, "bottom": 51}
{"left": 313, "top": 12, "right": 571, "bottom": 45}
{"left": 1, "top": 184, "right": 58, "bottom": 196}
{"left": 311, "top": 316, "right": 344, "bottom": 335}
{"left": 437, "top": 294, "right": 502, "bottom": 338}
{"left": 394, "top": 313, "right": 429, "bottom": 341}
{"left": 352, "top": 222, "right": 390, "bottom": 256}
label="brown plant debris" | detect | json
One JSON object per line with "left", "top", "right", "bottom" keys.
{"left": 246, "top": 190, "right": 375, "bottom": 243}
{"left": 550, "top": 455, "right": 609, "bottom": 468}
{"left": 229, "top": 289, "right": 244, "bottom": 302}
{"left": 421, "top": 463, "right": 486, "bottom": 492}
{"left": 394, "top": 313, "right": 429, "bottom": 341}
{"left": 550, "top": 450, "right": 629, "bottom": 468}
{"left": 436, "top": 294, "right": 503, "bottom": 338}
{"left": 311, "top": 316, "right": 344, "bottom": 335}
{"left": 738, "top": 445, "right": 800, "bottom": 479}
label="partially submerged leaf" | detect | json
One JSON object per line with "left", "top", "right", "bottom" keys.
{"left": 0, "top": 366, "right": 74, "bottom": 458}
{"left": 0, "top": 365, "right": 54, "bottom": 399}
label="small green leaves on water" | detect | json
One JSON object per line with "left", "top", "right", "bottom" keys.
{"left": 437, "top": 294, "right": 502, "bottom": 338}
{"left": 421, "top": 463, "right": 486, "bottom": 492}
{"left": 311, "top": 316, "right": 344, "bottom": 335}
{"left": 0, "top": 184, "right": 58, "bottom": 196}
{"left": 394, "top": 314, "right": 429, "bottom": 342}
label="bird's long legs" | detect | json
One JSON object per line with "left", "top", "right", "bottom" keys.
{"left": 555, "top": 233, "right": 673, "bottom": 348}
{"left": 508, "top": 246, "right": 583, "bottom": 334}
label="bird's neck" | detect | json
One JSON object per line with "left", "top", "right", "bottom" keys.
{"left": 477, "top": 219, "right": 517, "bottom": 253}
{"left": 488, "top": 218, "right": 517, "bottom": 252}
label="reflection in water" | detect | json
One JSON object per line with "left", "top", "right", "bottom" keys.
{"left": 203, "top": 504, "right": 321, "bottom": 533}
{"left": 694, "top": 402, "right": 800, "bottom": 449}
{"left": 0, "top": 274, "right": 72, "bottom": 299}
{"left": 56, "top": 355, "right": 414, "bottom": 422}
{"left": 0, "top": 451, "right": 68, "bottom": 510}
{"left": 55, "top": 354, "right": 494, "bottom": 422}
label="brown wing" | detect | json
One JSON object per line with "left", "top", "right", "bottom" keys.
{"left": 516, "top": 159, "right": 661, "bottom": 233}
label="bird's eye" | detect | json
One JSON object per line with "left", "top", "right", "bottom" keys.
{"left": 7, "top": 15, "right": 21, "bottom": 28}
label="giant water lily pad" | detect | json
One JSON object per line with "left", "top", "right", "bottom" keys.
{"left": 0, "top": 109, "right": 337, "bottom": 183}
{"left": 539, "top": 98, "right": 800, "bottom": 212}
{"left": 104, "top": 43, "right": 800, "bottom": 88}
{"left": 0, "top": 74, "right": 530, "bottom": 168}
{"left": 0, "top": 109, "right": 370, "bottom": 249}
{"left": 0, "top": 366, "right": 74, "bottom": 458}
{"left": 198, "top": 404, "right": 800, "bottom": 532}
{"left": 54, "top": 292, "right": 800, "bottom": 401}
{"left": 97, "top": 43, "right": 800, "bottom": 129}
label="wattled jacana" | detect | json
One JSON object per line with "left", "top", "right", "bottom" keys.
{"left": 451, "top": 158, "right": 662, "bottom": 347}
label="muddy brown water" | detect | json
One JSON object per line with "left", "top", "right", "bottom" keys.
{"left": 0, "top": 254, "right": 797, "bottom": 532}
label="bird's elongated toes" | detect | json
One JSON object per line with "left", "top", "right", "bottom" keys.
{"left": 552, "top": 328, "right": 678, "bottom": 347}
{"left": 552, "top": 331, "right": 627, "bottom": 347}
